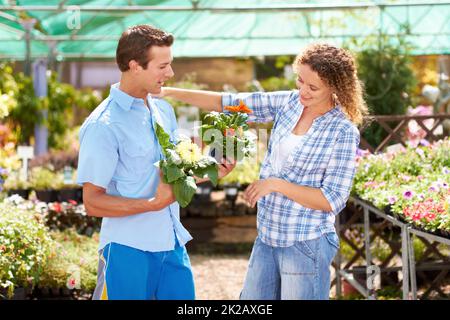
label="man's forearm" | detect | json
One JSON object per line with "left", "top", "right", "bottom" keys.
{"left": 84, "top": 192, "right": 165, "bottom": 217}
{"left": 272, "top": 179, "right": 332, "bottom": 212}
{"left": 163, "top": 87, "right": 222, "bottom": 112}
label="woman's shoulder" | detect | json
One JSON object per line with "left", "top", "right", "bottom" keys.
{"left": 332, "top": 108, "right": 360, "bottom": 137}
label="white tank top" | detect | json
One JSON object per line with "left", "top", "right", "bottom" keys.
{"left": 272, "top": 132, "right": 306, "bottom": 174}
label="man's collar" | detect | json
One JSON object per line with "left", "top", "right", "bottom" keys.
{"left": 109, "top": 83, "right": 152, "bottom": 111}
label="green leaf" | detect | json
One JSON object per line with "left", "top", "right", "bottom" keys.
{"left": 155, "top": 123, "right": 173, "bottom": 157}
{"left": 205, "top": 164, "right": 218, "bottom": 186}
{"left": 173, "top": 176, "right": 197, "bottom": 208}
{"left": 166, "top": 164, "right": 186, "bottom": 183}
{"left": 192, "top": 164, "right": 218, "bottom": 186}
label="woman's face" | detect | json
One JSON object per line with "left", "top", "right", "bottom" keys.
{"left": 296, "top": 63, "right": 333, "bottom": 110}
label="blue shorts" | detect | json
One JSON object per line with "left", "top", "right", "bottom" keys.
{"left": 92, "top": 239, "right": 195, "bottom": 300}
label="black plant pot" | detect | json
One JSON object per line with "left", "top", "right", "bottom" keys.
{"left": 193, "top": 181, "right": 213, "bottom": 203}
{"left": 58, "top": 188, "right": 82, "bottom": 203}
{"left": 35, "top": 189, "right": 58, "bottom": 203}
{"left": 0, "top": 287, "right": 30, "bottom": 300}
{"left": 7, "top": 189, "right": 30, "bottom": 199}
{"left": 439, "top": 229, "right": 450, "bottom": 239}
{"left": 224, "top": 184, "right": 239, "bottom": 208}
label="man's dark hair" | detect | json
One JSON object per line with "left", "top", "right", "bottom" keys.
{"left": 116, "top": 24, "right": 174, "bottom": 72}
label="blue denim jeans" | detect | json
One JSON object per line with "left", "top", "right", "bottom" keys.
{"left": 240, "top": 233, "right": 339, "bottom": 300}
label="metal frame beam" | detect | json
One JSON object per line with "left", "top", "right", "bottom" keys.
{"left": 1, "top": 1, "right": 450, "bottom": 12}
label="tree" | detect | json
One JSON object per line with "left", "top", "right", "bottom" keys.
{"left": 355, "top": 35, "right": 417, "bottom": 148}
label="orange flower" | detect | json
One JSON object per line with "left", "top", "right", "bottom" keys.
{"left": 224, "top": 128, "right": 236, "bottom": 136}
{"left": 224, "top": 100, "right": 252, "bottom": 114}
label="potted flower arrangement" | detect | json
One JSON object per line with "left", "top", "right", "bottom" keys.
{"left": 352, "top": 138, "right": 450, "bottom": 237}
{"left": 3, "top": 170, "right": 30, "bottom": 199}
{"left": 200, "top": 100, "right": 256, "bottom": 163}
{"left": 57, "top": 167, "right": 82, "bottom": 203}
{"left": 29, "top": 166, "right": 63, "bottom": 203}
{"left": 37, "top": 229, "right": 98, "bottom": 299}
{"left": 0, "top": 201, "right": 54, "bottom": 299}
{"left": 155, "top": 123, "right": 219, "bottom": 208}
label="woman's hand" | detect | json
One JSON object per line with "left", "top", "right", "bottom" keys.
{"left": 244, "top": 178, "right": 279, "bottom": 208}
{"left": 218, "top": 160, "right": 236, "bottom": 179}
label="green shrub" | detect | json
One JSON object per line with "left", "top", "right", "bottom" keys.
{"left": 0, "top": 202, "right": 54, "bottom": 298}
{"left": 29, "top": 166, "right": 63, "bottom": 190}
{"left": 39, "top": 229, "right": 98, "bottom": 292}
{"left": 355, "top": 35, "right": 416, "bottom": 148}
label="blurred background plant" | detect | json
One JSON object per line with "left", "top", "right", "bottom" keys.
{"left": 0, "top": 201, "right": 54, "bottom": 298}
{"left": 351, "top": 34, "right": 417, "bottom": 146}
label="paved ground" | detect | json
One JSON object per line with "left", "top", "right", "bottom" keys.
{"left": 190, "top": 254, "right": 250, "bottom": 300}
{"left": 189, "top": 254, "right": 340, "bottom": 300}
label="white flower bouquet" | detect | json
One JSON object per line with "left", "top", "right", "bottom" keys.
{"left": 155, "top": 123, "right": 218, "bottom": 207}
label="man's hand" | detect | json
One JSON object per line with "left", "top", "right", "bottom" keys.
{"left": 152, "top": 175, "right": 176, "bottom": 210}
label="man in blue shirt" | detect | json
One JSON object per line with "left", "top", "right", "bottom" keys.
{"left": 77, "top": 25, "right": 234, "bottom": 300}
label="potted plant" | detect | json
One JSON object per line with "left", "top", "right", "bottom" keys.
{"left": 0, "top": 202, "right": 54, "bottom": 299}
{"left": 56, "top": 167, "right": 82, "bottom": 203}
{"left": 37, "top": 229, "right": 98, "bottom": 299}
{"left": 3, "top": 170, "right": 30, "bottom": 199}
{"left": 29, "top": 166, "right": 63, "bottom": 203}
{"left": 193, "top": 181, "right": 214, "bottom": 203}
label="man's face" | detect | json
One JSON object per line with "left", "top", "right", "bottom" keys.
{"left": 136, "top": 45, "right": 174, "bottom": 94}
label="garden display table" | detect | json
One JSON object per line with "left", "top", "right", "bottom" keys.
{"left": 334, "top": 196, "right": 449, "bottom": 300}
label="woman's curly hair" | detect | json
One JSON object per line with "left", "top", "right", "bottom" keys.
{"left": 293, "top": 43, "right": 369, "bottom": 126}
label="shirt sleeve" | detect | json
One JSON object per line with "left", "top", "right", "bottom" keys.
{"left": 320, "top": 125, "right": 360, "bottom": 215}
{"left": 76, "top": 122, "right": 119, "bottom": 189}
{"left": 221, "top": 91, "right": 294, "bottom": 123}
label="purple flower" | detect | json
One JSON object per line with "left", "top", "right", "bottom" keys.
{"left": 403, "top": 190, "right": 414, "bottom": 200}
{"left": 428, "top": 185, "right": 439, "bottom": 192}
{"left": 401, "top": 175, "right": 412, "bottom": 182}
{"left": 443, "top": 167, "right": 450, "bottom": 175}
{"left": 419, "top": 139, "right": 430, "bottom": 147}
{"left": 415, "top": 148, "right": 425, "bottom": 157}
{"left": 388, "top": 196, "right": 398, "bottom": 204}
{"left": 356, "top": 148, "right": 371, "bottom": 157}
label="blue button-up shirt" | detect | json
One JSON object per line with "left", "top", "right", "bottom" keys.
{"left": 77, "top": 83, "right": 192, "bottom": 252}
{"left": 222, "top": 91, "right": 360, "bottom": 247}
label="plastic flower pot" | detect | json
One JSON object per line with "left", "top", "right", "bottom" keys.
{"left": 193, "top": 181, "right": 213, "bottom": 203}
{"left": 58, "top": 187, "right": 82, "bottom": 203}
{"left": 35, "top": 190, "right": 58, "bottom": 203}
{"left": 7, "top": 188, "right": 30, "bottom": 200}
{"left": 224, "top": 184, "right": 239, "bottom": 202}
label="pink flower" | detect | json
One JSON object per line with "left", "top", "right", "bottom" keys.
{"left": 388, "top": 196, "right": 398, "bottom": 204}
{"left": 403, "top": 190, "right": 414, "bottom": 200}
{"left": 428, "top": 185, "right": 440, "bottom": 193}
{"left": 401, "top": 175, "right": 412, "bottom": 182}
{"left": 66, "top": 276, "right": 78, "bottom": 290}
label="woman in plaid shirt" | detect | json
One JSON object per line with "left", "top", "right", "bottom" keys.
{"left": 160, "top": 43, "right": 368, "bottom": 300}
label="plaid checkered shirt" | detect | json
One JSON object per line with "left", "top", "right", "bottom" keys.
{"left": 222, "top": 90, "right": 360, "bottom": 247}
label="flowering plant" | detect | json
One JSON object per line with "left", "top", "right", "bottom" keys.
{"left": 155, "top": 123, "right": 218, "bottom": 208}
{"left": 200, "top": 100, "right": 256, "bottom": 162}
{"left": 0, "top": 201, "right": 54, "bottom": 298}
{"left": 352, "top": 138, "right": 450, "bottom": 235}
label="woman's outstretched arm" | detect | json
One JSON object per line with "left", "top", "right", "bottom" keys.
{"left": 160, "top": 87, "right": 222, "bottom": 112}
